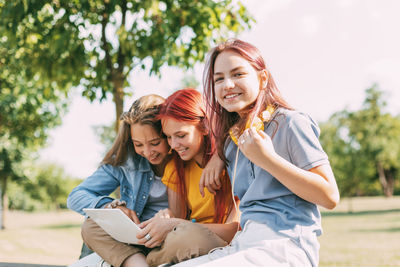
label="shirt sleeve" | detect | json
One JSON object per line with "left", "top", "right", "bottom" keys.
{"left": 286, "top": 112, "right": 329, "bottom": 170}
{"left": 161, "top": 159, "right": 179, "bottom": 192}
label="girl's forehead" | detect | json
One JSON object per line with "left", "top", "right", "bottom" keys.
{"left": 214, "top": 50, "right": 252, "bottom": 71}
{"left": 162, "top": 118, "right": 196, "bottom": 134}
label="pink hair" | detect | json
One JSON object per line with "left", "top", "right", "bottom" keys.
{"left": 203, "top": 39, "right": 293, "bottom": 161}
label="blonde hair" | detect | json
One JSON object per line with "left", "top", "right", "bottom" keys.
{"left": 102, "top": 94, "right": 165, "bottom": 166}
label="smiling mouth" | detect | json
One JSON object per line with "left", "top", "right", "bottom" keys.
{"left": 149, "top": 154, "right": 159, "bottom": 161}
{"left": 176, "top": 148, "right": 188, "bottom": 154}
{"left": 224, "top": 93, "right": 241, "bottom": 99}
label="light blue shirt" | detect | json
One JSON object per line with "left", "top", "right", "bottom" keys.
{"left": 225, "top": 108, "right": 329, "bottom": 266}
{"left": 67, "top": 152, "right": 168, "bottom": 222}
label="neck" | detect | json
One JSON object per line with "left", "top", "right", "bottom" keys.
{"left": 151, "top": 154, "right": 171, "bottom": 177}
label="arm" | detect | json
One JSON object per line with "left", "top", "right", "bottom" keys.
{"left": 238, "top": 127, "right": 339, "bottom": 210}
{"left": 67, "top": 165, "right": 121, "bottom": 215}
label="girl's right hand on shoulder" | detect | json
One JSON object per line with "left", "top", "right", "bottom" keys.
{"left": 199, "top": 153, "right": 224, "bottom": 196}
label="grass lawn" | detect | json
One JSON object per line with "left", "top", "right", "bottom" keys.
{"left": 0, "top": 196, "right": 399, "bottom": 266}
{"left": 319, "top": 196, "right": 400, "bottom": 266}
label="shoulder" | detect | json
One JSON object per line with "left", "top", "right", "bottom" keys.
{"left": 164, "top": 158, "right": 177, "bottom": 174}
{"left": 274, "top": 109, "right": 321, "bottom": 138}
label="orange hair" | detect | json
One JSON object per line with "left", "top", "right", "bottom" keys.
{"left": 158, "top": 88, "right": 232, "bottom": 223}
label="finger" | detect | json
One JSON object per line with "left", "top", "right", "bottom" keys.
{"left": 214, "top": 173, "right": 222, "bottom": 187}
{"left": 136, "top": 228, "right": 148, "bottom": 239}
{"left": 204, "top": 175, "right": 215, "bottom": 194}
{"left": 138, "top": 218, "right": 152, "bottom": 229}
{"left": 129, "top": 211, "right": 141, "bottom": 225}
{"left": 199, "top": 175, "right": 205, "bottom": 197}
{"left": 257, "top": 129, "right": 269, "bottom": 139}
{"left": 145, "top": 237, "right": 161, "bottom": 248}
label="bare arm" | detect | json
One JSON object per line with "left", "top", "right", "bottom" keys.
{"left": 238, "top": 128, "right": 340, "bottom": 209}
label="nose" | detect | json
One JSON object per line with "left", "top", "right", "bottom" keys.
{"left": 222, "top": 77, "right": 234, "bottom": 90}
{"left": 143, "top": 146, "right": 152, "bottom": 158}
{"left": 169, "top": 137, "right": 179, "bottom": 150}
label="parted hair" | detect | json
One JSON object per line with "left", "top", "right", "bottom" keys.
{"left": 102, "top": 94, "right": 165, "bottom": 166}
{"left": 158, "top": 88, "right": 233, "bottom": 223}
{"left": 203, "top": 39, "right": 293, "bottom": 162}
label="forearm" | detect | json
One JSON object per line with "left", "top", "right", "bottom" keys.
{"left": 259, "top": 152, "right": 339, "bottom": 209}
{"left": 202, "top": 222, "right": 239, "bottom": 243}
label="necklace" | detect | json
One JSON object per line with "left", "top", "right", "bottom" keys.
{"left": 229, "top": 105, "right": 275, "bottom": 145}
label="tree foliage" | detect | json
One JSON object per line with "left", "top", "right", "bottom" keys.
{"left": 1, "top": 0, "right": 254, "bottom": 130}
{"left": 320, "top": 85, "right": 400, "bottom": 197}
{"left": 0, "top": 20, "right": 69, "bottom": 228}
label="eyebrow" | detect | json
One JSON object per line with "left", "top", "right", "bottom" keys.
{"left": 132, "top": 137, "right": 161, "bottom": 143}
{"left": 214, "top": 66, "right": 245, "bottom": 76}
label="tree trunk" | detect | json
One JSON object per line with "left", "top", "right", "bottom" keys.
{"left": 0, "top": 175, "right": 8, "bottom": 230}
{"left": 377, "top": 162, "right": 393, "bottom": 197}
{"left": 113, "top": 78, "right": 124, "bottom": 133}
{"left": 383, "top": 169, "right": 395, "bottom": 197}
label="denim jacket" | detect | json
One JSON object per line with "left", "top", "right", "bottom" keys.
{"left": 67, "top": 153, "right": 160, "bottom": 221}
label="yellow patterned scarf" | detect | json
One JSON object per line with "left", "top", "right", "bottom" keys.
{"left": 229, "top": 105, "right": 275, "bottom": 145}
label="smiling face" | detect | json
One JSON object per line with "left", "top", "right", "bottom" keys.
{"left": 161, "top": 118, "right": 205, "bottom": 166}
{"left": 214, "top": 50, "right": 263, "bottom": 117}
{"left": 130, "top": 123, "right": 170, "bottom": 166}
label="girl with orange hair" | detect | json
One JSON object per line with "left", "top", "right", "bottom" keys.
{"left": 136, "top": 88, "right": 238, "bottom": 266}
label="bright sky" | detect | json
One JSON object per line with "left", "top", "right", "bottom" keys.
{"left": 39, "top": 0, "right": 400, "bottom": 178}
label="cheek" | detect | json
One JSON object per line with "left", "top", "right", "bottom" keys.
{"left": 134, "top": 146, "right": 144, "bottom": 155}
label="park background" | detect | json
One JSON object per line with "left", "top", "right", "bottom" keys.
{"left": 1, "top": 0, "right": 400, "bottom": 266}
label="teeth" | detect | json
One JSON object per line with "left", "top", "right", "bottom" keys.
{"left": 225, "top": 93, "right": 240, "bottom": 99}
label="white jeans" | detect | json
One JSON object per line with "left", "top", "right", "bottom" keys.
{"left": 173, "top": 220, "right": 311, "bottom": 267}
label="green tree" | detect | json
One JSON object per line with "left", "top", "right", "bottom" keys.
{"left": 320, "top": 85, "right": 400, "bottom": 197}
{"left": 22, "top": 163, "right": 82, "bottom": 210}
{"left": 1, "top": 0, "right": 253, "bottom": 131}
{"left": 0, "top": 42, "right": 68, "bottom": 228}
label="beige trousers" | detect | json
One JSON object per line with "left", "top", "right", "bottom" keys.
{"left": 82, "top": 218, "right": 227, "bottom": 267}
{"left": 146, "top": 222, "right": 227, "bottom": 267}
{"left": 81, "top": 218, "right": 150, "bottom": 267}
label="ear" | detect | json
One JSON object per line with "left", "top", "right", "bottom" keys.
{"left": 259, "top": 69, "right": 269, "bottom": 89}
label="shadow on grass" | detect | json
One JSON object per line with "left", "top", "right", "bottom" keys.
{"left": 38, "top": 223, "right": 81, "bottom": 230}
{"left": 356, "top": 227, "right": 400, "bottom": 233}
{"left": 321, "top": 208, "right": 400, "bottom": 217}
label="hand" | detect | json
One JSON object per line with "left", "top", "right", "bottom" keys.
{"left": 154, "top": 208, "right": 175, "bottom": 219}
{"left": 116, "top": 206, "right": 141, "bottom": 225}
{"left": 238, "top": 127, "right": 277, "bottom": 167}
{"left": 104, "top": 199, "right": 141, "bottom": 224}
{"left": 199, "top": 153, "right": 224, "bottom": 196}
{"left": 136, "top": 217, "right": 178, "bottom": 248}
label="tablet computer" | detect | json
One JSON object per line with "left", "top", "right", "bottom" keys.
{"left": 83, "top": 208, "right": 142, "bottom": 244}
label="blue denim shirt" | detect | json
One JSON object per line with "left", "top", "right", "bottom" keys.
{"left": 67, "top": 153, "right": 164, "bottom": 221}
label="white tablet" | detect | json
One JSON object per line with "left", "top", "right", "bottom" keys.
{"left": 83, "top": 208, "right": 142, "bottom": 245}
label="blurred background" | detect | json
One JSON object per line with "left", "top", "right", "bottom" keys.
{"left": 1, "top": 0, "right": 399, "bottom": 266}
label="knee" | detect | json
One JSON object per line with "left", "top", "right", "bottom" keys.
{"left": 81, "top": 218, "right": 97, "bottom": 246}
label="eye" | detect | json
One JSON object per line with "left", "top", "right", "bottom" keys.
{"left": 234, "top": 72, "right": 245, "bottom": 77}
{"left": 177, "top": 134, "right": 186, "bottom": 139}
{"left": 214, "top": 76, "right": 223, "bottom": 83}
{"left": 134, "top": 143, "right": 143, "bottom": 147}
{"left": 151, "top": 141, "right": 161, "bottom": 146}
